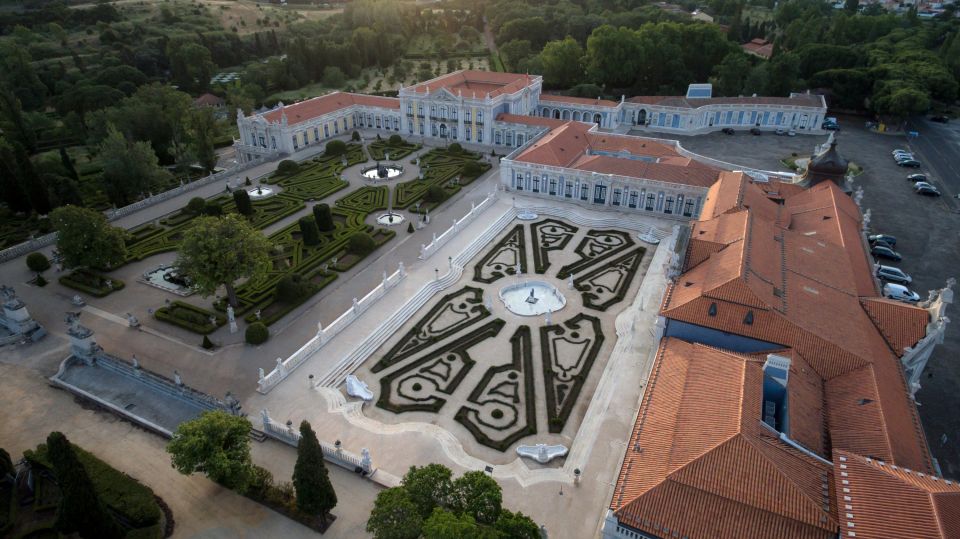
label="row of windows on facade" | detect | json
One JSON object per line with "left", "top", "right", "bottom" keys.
{"left": 406, "top": 103, "right": 484, "bottom": 123}
{"left": 247, "top": 113, "right": 400, "bottom": 150}
{"left": 511, "top": 172, "right": 700, "bottom": 217}
{"left": 540, "top": 108, "right": 604, "bottom": 124}
{"left": 630, "top": 109, "right": 816, "bottom": 129}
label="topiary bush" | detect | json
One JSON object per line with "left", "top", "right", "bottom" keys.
{"left": 233, "top": 189, "right": 253, "bottom": 216}
{"left": 276, "top": 273, "right": 312, "bottom": 304}
{"left": 325, "top": 140, "right": 347, "bottom": 157}
{"left": 187, "top": 196, "right": 207, "bottom": 216}
{"left": 26, "top": 252, "right": 50, "bottom": 273}
{"left": 202, "top": 335, "right": 215, "bottom": 349}
{"left": 347, "top": 232, "right": 376, "bottom": 255}
{"left": 351, "top": 130, "right": 361, "bottom": 141}
{"left": 388, "top": 134, "right": 403, "bottom": 145}
{"left": 298, "top": 216, "right": 320, "bottom": 246}
{"left": 425, "top": 185, "right": 447, "bottom": 203}
{"left": 203, "top": 201, "right": 223, "bottom": 216}
{"left": 462, "top": 160, "right": 482, "bottom": 178}
{"left": 277, "top": 160, "right": 300, "bottom": 176}
{"left": 312, "top": 203, "right": 334, "bottom": 232}
{"left": 447, "top": 142, "right": 463, "bottom": 154}
{"left": 407, "top": 221, "right": 415, "bottom": 234}
{"left": 245, "top": 322, "right": 269, "bottom": 345}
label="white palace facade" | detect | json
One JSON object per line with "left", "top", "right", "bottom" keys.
{"left": 234, "top": 71, "right": 825, "bottom": 220}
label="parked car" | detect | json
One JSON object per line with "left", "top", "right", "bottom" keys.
{"left": 871, "top": 245, "right": 902, "bottom": 261}
{"left": 775, "top": 128, "right": 787, "bottom": 136}
{"left": 823, "top": 123, "right": 840, "bottom": 131}
{"left": 892, "top": 149, "right": 911, "bottom": 155}
{"left": 907, "top": 173, "right": 927, "bottom": 182}
{"left": 721, "top": 128, "right": 735, "bottom": 135}
{"left": 930, "top": 115, "right": 949, "bottom": 123}
{"left": 869, "top": 234, "right": 897, "bottom": 247}
{"left": 787, "top": 130, "right": 796, "bottom": 136}
{"left": 897, "top": 159, "right": 922, "bottom": 168}
{"left": 915, "top": 182, "right": 941, "bottom": 196}
{"left": 883, "top": 283, "right": 921, "bottom": 303}
{"left": 750, "top": 127, "right": 762, "bottom": 135}
{"left": 871, "top": 238, "right": 895, "bottom": 250}
{"left": 893, "top": 152, "right": 914, "bottom": 159}
{"left": 876, "top": 265, "right": 912, "bottom": 284}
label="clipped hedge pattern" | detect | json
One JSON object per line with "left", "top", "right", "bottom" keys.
{"left": 540, "top": 314, "right": 605, "bottom": 433}
{"left": 454, "top": 325, "right": 537, "bottom": 451}
{"left": 154, "top": 301, "right": 226, "bottom": 334}
{"left": 556, "top": 229, "right": 636, "bottom": 279}
{"left": 472, "top": 224, "right": 527, "bottom": 284}
{"left": 368, "top": 139, "right": 421, "bottom": 161}
{"left": 59, "top": 269, "right": 125, "bottom": 297}
{"left": 530, "top": 219, "right": 578, "bottom": 274}
{"left": 392, "top": 148, "right": 487, "bottom": 210}
{"left": 574, "top": 247, "right": 646, "bottom": 311}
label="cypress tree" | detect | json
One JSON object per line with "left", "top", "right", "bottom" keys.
{"left": 60, "top": 147, "right": 80, "bottom": 182}
{"left": 47, "top": 432, "right": 123, "bottom": 539}
{"left": 312, "top": 203, "right": 334, "bottom": 232}
{"left": 293, "top": 421, "right": 337, "bottom": 526}
{"left": 233, "top": 189, "right": 253, "bottom": 216}
{"left": 299, "top": 216, "right": 320, "bottom": 246}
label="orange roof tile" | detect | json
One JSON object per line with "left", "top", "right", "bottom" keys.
{"left": 834, "top": 451, "right": 960, "bottom": 539}
{"left": 262, "top": 92, "right": 399, "bottom": 125}
{"left": 405, "top": 70, "right": 536, "bottom": 98}
{"left": 861, "top": 298, "right": 930, "bottom": 357}
{"left": 612, "top": 339, "right": 837, "bottom": 539}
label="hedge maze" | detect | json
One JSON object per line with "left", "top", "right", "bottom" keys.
{"left": 574, "top": 247, "right": 646, "bottom": 311}
{"left": 376, "top": 319, "right": 506, "bottom": 414}
{"left": 472, "top": 225, "right": 527, "bottom": 284}
{"left": 372, "top": 220, "right": 651, "bottom": 453}
{"left": 455, "top": 325, "right": 537, "bottom": 451}
{"left": 530, "top": 219, "right": 578, "bottom": 274}
{"left": 368, "top": 138, "right": 421, "bottom": 161}
{"left": 540, "top": 314, "right": 605, "bottom": 433}
{"left": 393, "top": 147, "right": 489, "bottom": 210}
{"left": 373, "top": 286, "right": 490, "bottom": 372}
{"left": 556, "top": 229, "right": 636, "bottom": 279}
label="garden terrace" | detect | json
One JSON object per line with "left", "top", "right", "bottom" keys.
{"left": 363, "top": 219, "right": 651, "bottom": 457}
{"left": 59, "top": 269, "right": 125, "bottom": 297}
{"left": 392, "top": 147, "right": 489, "bottom": 210}
{"left": 368, "top": 138, "right": 422, "bottom": 161}
{"left": 154, "top": 301, "right": 226, "bottom": 334}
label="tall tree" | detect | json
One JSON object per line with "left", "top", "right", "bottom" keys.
{"left": 313, "top": 204, "right": 335, "bottom": 232}
{"left": 711, "top": 52, "right": 752, "bottom": 97}
{"left": 539, "top": 37, "right": 585, "bottom": 89}
{"left": 175, "top": 214, "right": 271, "bottom": 307}
{"left": 190, "top": 106, "right": 219, "bottom": 173}
{"left": 401, "top": 463, "right": 454, "bottom": 519}
{"left": 46, "top": 432, "right": 123, "bottom": 539}
{"left": 167, "top": 40, "right": 215, "bottom": 93}
{"left": 99, "top": 125, "right": 170, "bottom": 206}
{"left": 293, "top": 421, "right": 338, "bottom": 526}
{"left": 167, "top": 410, "right": 254, "bottom": 491}
{"left": 450, "top": 471, "right": 502, "bottom": 525}
{"left": 50, "top": 206, "right": 128, "bottom": 269}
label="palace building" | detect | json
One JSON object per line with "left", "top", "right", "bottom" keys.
{"left": 234, "top": 70, "right": 827, "bottom": 164}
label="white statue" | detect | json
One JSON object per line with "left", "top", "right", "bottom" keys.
{"left": 346, "top": 375, "right": 374, "bottom": 401}
{"left": 516, "top": 444, "right": 568, "bottom": 463}
{"left": 174, "top": 370, "right": 182, "bottom": 386}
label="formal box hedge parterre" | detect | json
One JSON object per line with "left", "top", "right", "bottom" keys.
{"left": 59, "top": 268, "right": 125, "bottom": 297}
{"left": 154, "top": 300, "right": 226, "bottom": 334}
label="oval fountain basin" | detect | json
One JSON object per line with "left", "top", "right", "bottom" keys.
{"left": 361, "top": 165, "right": 403, "bottom": 180}
{"left": 248, "top": 186, "right": 276, "bottom": 200}
{"left": 376, "top": 213, "right": 405, "bottom": 226}
{"left": 499, "top": 281, "right": 566, "bottom": 316}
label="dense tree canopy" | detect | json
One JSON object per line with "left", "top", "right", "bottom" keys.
{"left": 51, "top": 205, "right": 128, "bottom": 270}
{"left": 167, "top": 410, "right": 254, "bottom": 492}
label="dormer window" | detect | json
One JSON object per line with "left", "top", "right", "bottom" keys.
{"left": 708, "top": 302, "right": 717, "bottom": 316}
{"left": 743, "top": 311, "right": 754, "bottom": 325}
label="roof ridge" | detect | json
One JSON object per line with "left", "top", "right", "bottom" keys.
{"left": 743, "top": 433, "right": 835, "bottom": 517}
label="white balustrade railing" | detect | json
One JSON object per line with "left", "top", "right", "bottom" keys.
{"left": 418, "top": 190, "right": 497, "bottom": 260}
{"left": 257, "top": 263, "right": 407, "bottom": 393}
{"left": 259, "top": 409, "right": 373, "bottom": 474}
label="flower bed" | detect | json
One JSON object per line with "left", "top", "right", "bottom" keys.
{"left": 59, "top": 269, "right": 125, "bottom": 297}
{"left": 155, "top": 301, "right": 226, "bottom": 334}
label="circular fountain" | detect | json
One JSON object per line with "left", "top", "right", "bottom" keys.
{"left": 376, "top": 212, "right": 405, "bottom": 226}
{"left": 499, "top": 281, "right": 566, "bottom": 316}
{"left": 361, "top": 162, "right": 403, "bottom": 180}
{"left": 248, "top": 186, "right": 276, "bottom": 200}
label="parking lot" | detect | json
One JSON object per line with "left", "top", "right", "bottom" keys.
{"left": 674, "top": 119, "right": 960, "bottom": 477}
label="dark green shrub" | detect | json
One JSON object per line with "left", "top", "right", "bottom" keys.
{"left": 187, "top": 196, "right": 207, "bottom": 215}
{"left": 233, "top": 189, "right": 253, "bottom": 216}
{"left": 407, "top": 222, "right": 415, "bottom": 233}
{"left": 425, "top": 185, "right": 447, "bottom": 203}
{"left": 203, "top": 201, "right": 223, "bottom": 216}
{"left": 313, "top": 203, "right": 334, "bottom": 231}
{"left": 276, "top": 273, "right": 311, "bottom": 304}
{"left": 35, "top": 275, "right": 47, "bottom": 287}
{"left": 447, "top": 142, "right": 463, "bottom": 154}
{"left": 245, "top": 176, "right": 252, "bottom": 186}
{"left": 299, "top": 216, "right": 320, "bottom": 246}
{"left": 351, "top": 130, "right": 360, "bottom": 141}
{"left": 246, "top": 322, "right": 269, "bottom": 345}
{"left": 325, "top": 140, "right": 347, "bottom": 157}
{"left": 388, "top": 134, "right": 403, "bottom": 145}
{"left": 462, "top": 160, "right": 482, "bottom": 178}
{"left": 27, "top": 252, "right": 50, "bottom": 273}
{"left": 277, "top": 160, "right": 300, "bottom": 175}
{"left": 347, "top": 232, "right": 376, "bottom": 255}
{"left": 202, "top": 335, "right": 214, "bottom": 349}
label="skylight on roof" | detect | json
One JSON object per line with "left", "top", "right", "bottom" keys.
{"left": 686, "top": 84, "right": 713, "bottom": 99}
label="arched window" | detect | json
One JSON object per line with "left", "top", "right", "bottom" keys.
{"left": 594, "top": 113, "right": 602, "bottom": 125}
{"left": 562, "top": 110, "right": 570, "bottom": 120}
{"left": 553, "top": 109, "right": 560, "bottom": 119}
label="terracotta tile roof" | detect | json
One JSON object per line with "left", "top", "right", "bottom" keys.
{"left": 538, "top": 93, "right": 619, "bottom": 107}
{"left": 834, "top": 451, "right": 960, "bottom": 539}
{"left": 405, "top": 70, "right": 536, "bottom": 98}
{"left": 742, "top": 39, "right": 774, "bottom": 59}
{"left": 194, "top": 93, "right": 224, "bottom": 107}
{"left": 627, "top": 93, "right": 823, "bottom": 108}
{"left": 611, "top": 339, "right": 838, "bottom": 539}
{"left": 510, "top": 122, "right": 722, "bottom": 186}
{"left": 494, "top": 113, "right": 567, "bottom": 129}
{"left": 861, "top": 298, "right": 931, "bottom": 357}
{"left": 698, "top": 171, "right": 782, "bottom": 223}
{"left": 262, "top": 92, "right": 399, "bottom": 125}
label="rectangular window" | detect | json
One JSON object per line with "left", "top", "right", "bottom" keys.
{"left": 664, "top": 196, "right": 674, "bottom": 214}
{"left": 713, "top": 111, "right": 721, "bottom": 125}
{"left": 313, "top": 128, "right": 320, "bottom": 140}
{"left": 477, "top": 111, "right": 483, "bottom": 123}
{"left": 549, "top": 179, "right": 557, "bottom": 195}
{"left": 465, "top": 127, "right": 471, "bottom": 141}
{"left": 516, "top": 172, "right": 524, "bottom": 190}
{"left": 565, "top": 181, "right": 572, "bottom": 198}
{"left": 323, "top": 125, "right": 329, "bottom": 138}
{"left": 292, "top": 135, "right": 298, "bottom": 149}
{"left": 737, "top": 111, "right": 745, "bottom": 125}
{"left": 629, "top": 192, "right": 638, "bottom": 208}
{"left": 724, "top": 111, "right": 733, "bottom": 124}
{"left": 684, "top": 200, "right": 694, "bottom": 217}
{"left": 533, "top": 177, "right": 540, "bottom": 192}
{"left": 612, "top": 189, "right": 621, "bottom": 206}
{"left": 762, "top": 111, "right": 771, "bottom": 125}
{"left": 580, "top": 185, "right": 588, "bottom": 201}
{"left": 477, "top": 130, "right": 482, "bottom": 143}
{"left": 646, "top": 194, "right": 655, "bottom": 210}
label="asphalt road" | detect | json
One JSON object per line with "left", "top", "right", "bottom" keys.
{"left": 907, "top": 118, "right": 960, "bottom": 206}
